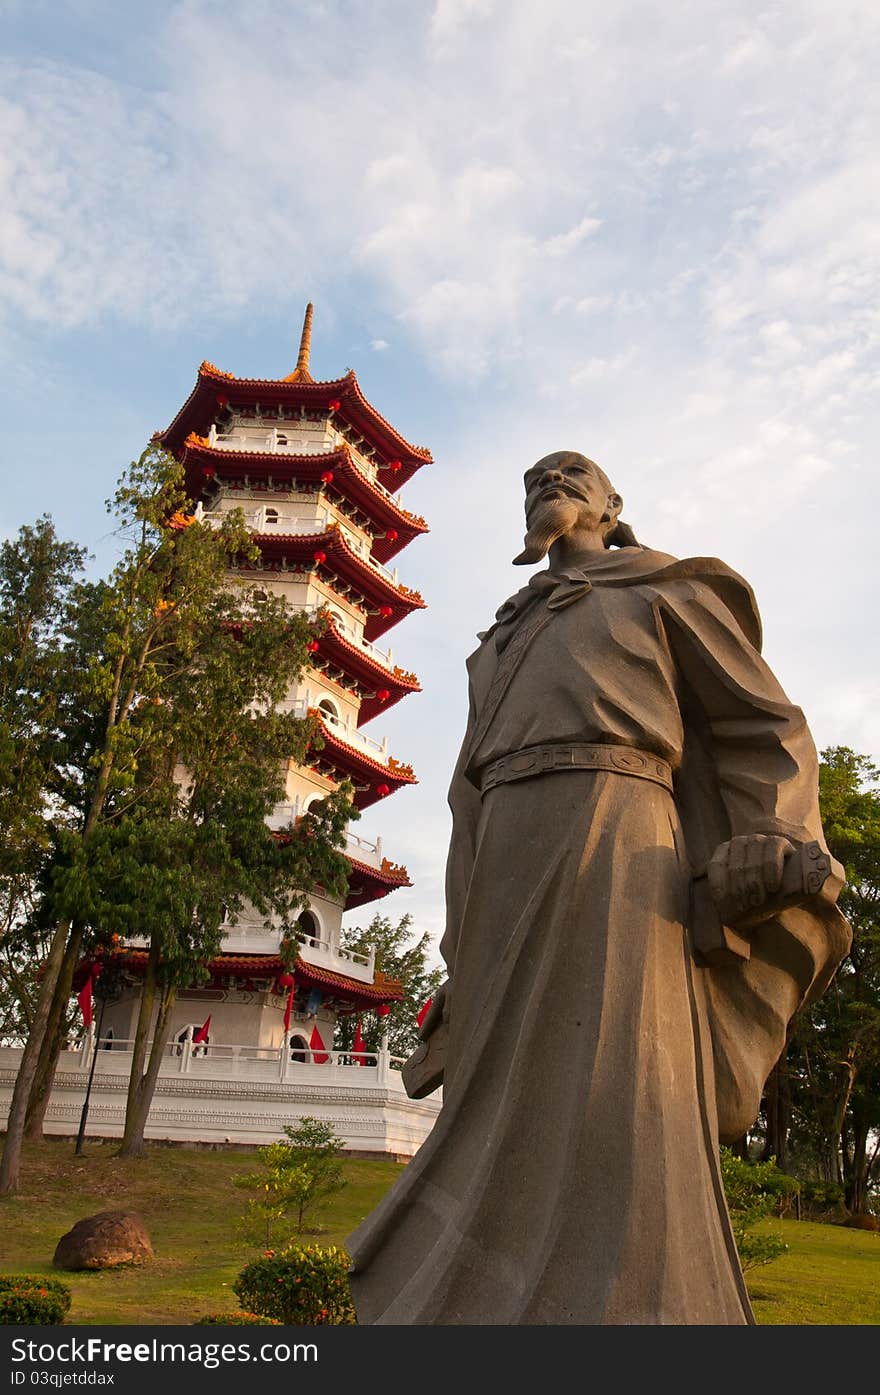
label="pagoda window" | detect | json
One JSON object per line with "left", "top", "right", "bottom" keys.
{"left": 264, "top": 507, "right": 279, "bottom": 526}
{"left": 317, "top": 696, "right": 339, "bottom": 721}
{"left": 251, "top": 589, "right": 268, "bottom": 605}
{"left": 100, "top": 1027, "right": 114, "bottom": 1051}
{"left": 289, "top": 1034, "right": 309, "bottom": 1063}
{"left": 295, "top": 908, "right": 322, "bottom": 946}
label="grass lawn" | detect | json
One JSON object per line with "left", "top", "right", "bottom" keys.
{"left": 747, "top": 1218, "right": 880, "bottom": 1325}
{"left": 0, "top": 1139, "right": 877, "bottom": 1324}
{"left": 0, "top": 1138, "right": 403, "bottom": 1324}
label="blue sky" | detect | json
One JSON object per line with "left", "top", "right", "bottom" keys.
{"left": 2, "top": 0, "right": 879, "bottom": 955}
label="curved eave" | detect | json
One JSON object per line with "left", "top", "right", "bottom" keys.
{"left": 313, "top": 619, "right": 420, "bottom": 726}
{"left": 306, "top": 713, "right": 417, "bottom": 812}
{"left": 344, "top": 853, "right": 412, "bottom": 910}
{"left": 245, "top": 529, "right": 426, "bottom": 642}
{"left": 72, "top": 952, "right": 403, "bottom": 1007}
{"left": 158, "top": 364, "right": 431, "bottom": 483}
{"left": 181, "top": 441, "right": 429, "bottom": 563}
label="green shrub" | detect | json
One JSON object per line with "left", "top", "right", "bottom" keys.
{"left": 720, "top": 1150, "right": 800, "bottom": 1270}
{"left": 0, "top": 1275, "right": 72, "bottom": 1326}
{"left": 194, "top": 1313, "right": 282, "bottom": 1326}
{"left": 233, "top": 1244, "right": 356, "bottom": 1325}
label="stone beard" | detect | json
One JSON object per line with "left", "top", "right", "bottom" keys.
{"left": 346, "top": 458, "right": 850, "bottom": 1326}
{"left": 514, "top": 494, "right": 582, "bottom": 565}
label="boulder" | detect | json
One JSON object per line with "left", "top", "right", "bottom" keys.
{"left": 53, "top": 1211, "right": 154, "bottom": 1271}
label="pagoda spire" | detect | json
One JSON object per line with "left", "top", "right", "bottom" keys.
{"left": 285, "top": 302, "right": 315, "bottom": 383}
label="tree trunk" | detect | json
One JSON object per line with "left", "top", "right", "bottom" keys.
{"left": 116, "top": 941, "right": 159, "bottom": 1156}
{"left": 0, "top": 918, "right": 72, "bottom": 1194}
{"left": 24, "top": 927, "right": 85, "bottom": 1140}
{"left": 760, "top": 1051, "right": 791, "bottom": 1170}
{"left": 844, "top": 1109, "right": 870, "bottom": 1214}
{"left": 117, "top": 977, "right": 177, "bottom": 1158}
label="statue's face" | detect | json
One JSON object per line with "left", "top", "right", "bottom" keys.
{"left": 513, "top": 451, "right": 622, "bottom": 565}
{"left": 523, "top": 452, "right": 617, "bottom": 532}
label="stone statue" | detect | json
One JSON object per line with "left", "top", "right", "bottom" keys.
{"left": 347, "top": 451, "right": 850, "bottom": 1325}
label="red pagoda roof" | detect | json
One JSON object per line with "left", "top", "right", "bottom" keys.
{"left": 76, "top": 950, "right": 403, "bottom": 1010}
{"left": 344, "top": 853, "right": 412, "bottom": 908}
{"left": 306, "top": 710, "right": 417, "bottom": 811}
{"left": 310, "top": 615, "right": 420, "bottom": 726}
{"left": 181, "top": 441, "right": 428, "bottom": 564}
{"left": 158, "top": 362, "right": 430, "bottom": 487}
{"left": 243, "top": 527, "right": 425, "bottom": 642}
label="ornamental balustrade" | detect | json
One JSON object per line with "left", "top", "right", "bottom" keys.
{"left": 207, "top": 424, "right": 404, "bottom": 506}
{"left": 265, "top": 807, "right": 384, "bottom": 866}
{"left": 275, "top": 697, "right": 389, "bottom": 761}
{"left": 63, "top": 1030, "right": 411, "bottom": 1088}
{"left": 300, "top": 604, "right": 395, "bottom": 669}
{"left": 199, "top": 506, "right": 400, "bottom": 586}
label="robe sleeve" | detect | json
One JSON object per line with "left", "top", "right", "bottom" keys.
{"left": 657, "top": 576, "right": 820, "bottom": 852}
{"left": 438, "top": 670, "right": 483, "bottom": 982}
{"left": 655, "top": 574, "right": 851, "bottom": 1141}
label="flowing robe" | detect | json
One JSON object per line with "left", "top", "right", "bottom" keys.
{"left": 348, "top": 547, "right": 850, "bottom": 1325}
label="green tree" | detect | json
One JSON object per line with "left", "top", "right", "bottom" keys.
{"left": 719, "top": 1149, "right": 798, "bottom": 1270}
{"left": 335, "top": 913, "right": 443, "bottom": 1060}
{"left": 235, "top": 1117, "right": 347, "bottom": 1242}
{"left": 780, "top": 747, "right": 880, "bottom": 1211}
{"left": 0, "top": 448, "right": 354, "bottom": 1187}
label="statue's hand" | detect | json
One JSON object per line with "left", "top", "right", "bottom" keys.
{"left": 418, "top": 980, "right": 449, "bottom": 1041}
{"left": 707, "top": 834, "right": 798, "bottom": 921}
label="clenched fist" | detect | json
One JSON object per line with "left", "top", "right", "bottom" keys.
{"left": 707, "top": 834, "right": 797, "bottom": 921}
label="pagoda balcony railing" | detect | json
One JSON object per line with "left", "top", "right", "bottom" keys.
{"left": 209, "top": 424, "right": 404, "bottom": 506}
{"left": 299, "top": 604, "right": 395, "bottom": 670}
{"left": 265, "top": 803, "right": 385, "bottom": 867}
{"left": 199, "top": 505, "right": 401, "bottom": 587}
{"left": 40, "top": 1035, "right": 433, "bottom": 1093}
{"left": 275, "top": 697, "right": 389, "bottom": 761}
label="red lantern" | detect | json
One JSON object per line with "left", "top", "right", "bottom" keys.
{"left": 307, "top": 639, "right": 319, "bottom": 653}
{"left": 321, "top": 470, "right": 334, "bottom": 484}
{"left": 386, "top": 528, "right": 398, "bottom": 541}
{"left": 313, "top": 551, "right": 327, "bottom": 565}
{"left": 202, "top": 465, "right": 216, "bottom": 480}
{"left": 276, "top": 973, "right": 295, "bottom": 990}
{"left": 376, "top": 783, "right": 391, "bottom": 797}
{"left": 380, "top": 605, "right": 393, "bottom": 617}
{"left": 328, "top": 398, "right": 341, "bottom": 411}
{"left": 388, "top": 459, "right": 402, "bottom": 472}
{"left": 216, "top": 394, "right": 229, "bottom": 408}
{"left": 377, "top": 689, "right": 391, "bottom": 702}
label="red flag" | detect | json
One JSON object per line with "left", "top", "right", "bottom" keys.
{"left": 309, "top": 1025, "right": 329, "bottom": 1063}
{"left": 353, "top": 1018, "right": 366, "bottom": 1064}
{"left": 416, "top": 997, "right": 433, "bottom": 1029}
{"left": 283, "top": 984, "right": 295, "bottom": 1034}
{"left": 193, "top": 1015, "right": 211, "bottom": 1045}
{"left": 77, "top": 976, "right": 93, "bottom": 1029}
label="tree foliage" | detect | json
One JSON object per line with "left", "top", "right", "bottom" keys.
{"left": 719, "top": 1149, "right": 798, "bottom": 1271}
{"left": 234, "top": 1116, "right": 347, "bottom": 1244}
{"left": 336, "top": 912, "right": 444, "bottom": 1059}
{"left": 755, "top": 746, "right": 880, "bottom": 1214}
{"left": 0, "top": 448, "right": 354, "bottom": 1187}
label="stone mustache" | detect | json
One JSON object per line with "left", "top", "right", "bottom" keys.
{"left": 347, "top": 451, "right": 850, "bottom": 1325}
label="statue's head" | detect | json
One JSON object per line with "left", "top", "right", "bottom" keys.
{"left": 513, "top": 451, "right": 637, "bottom": 565}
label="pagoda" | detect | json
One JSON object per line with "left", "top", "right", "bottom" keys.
{"left": 23, "top": 308, "right": 443, "bottom": 1153}
{"left": 143, "top": 303, "right": 429, "bottom": 1055}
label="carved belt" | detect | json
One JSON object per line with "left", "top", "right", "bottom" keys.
{"left": 478, "top": 741, "right": 674, "bottom": 796}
